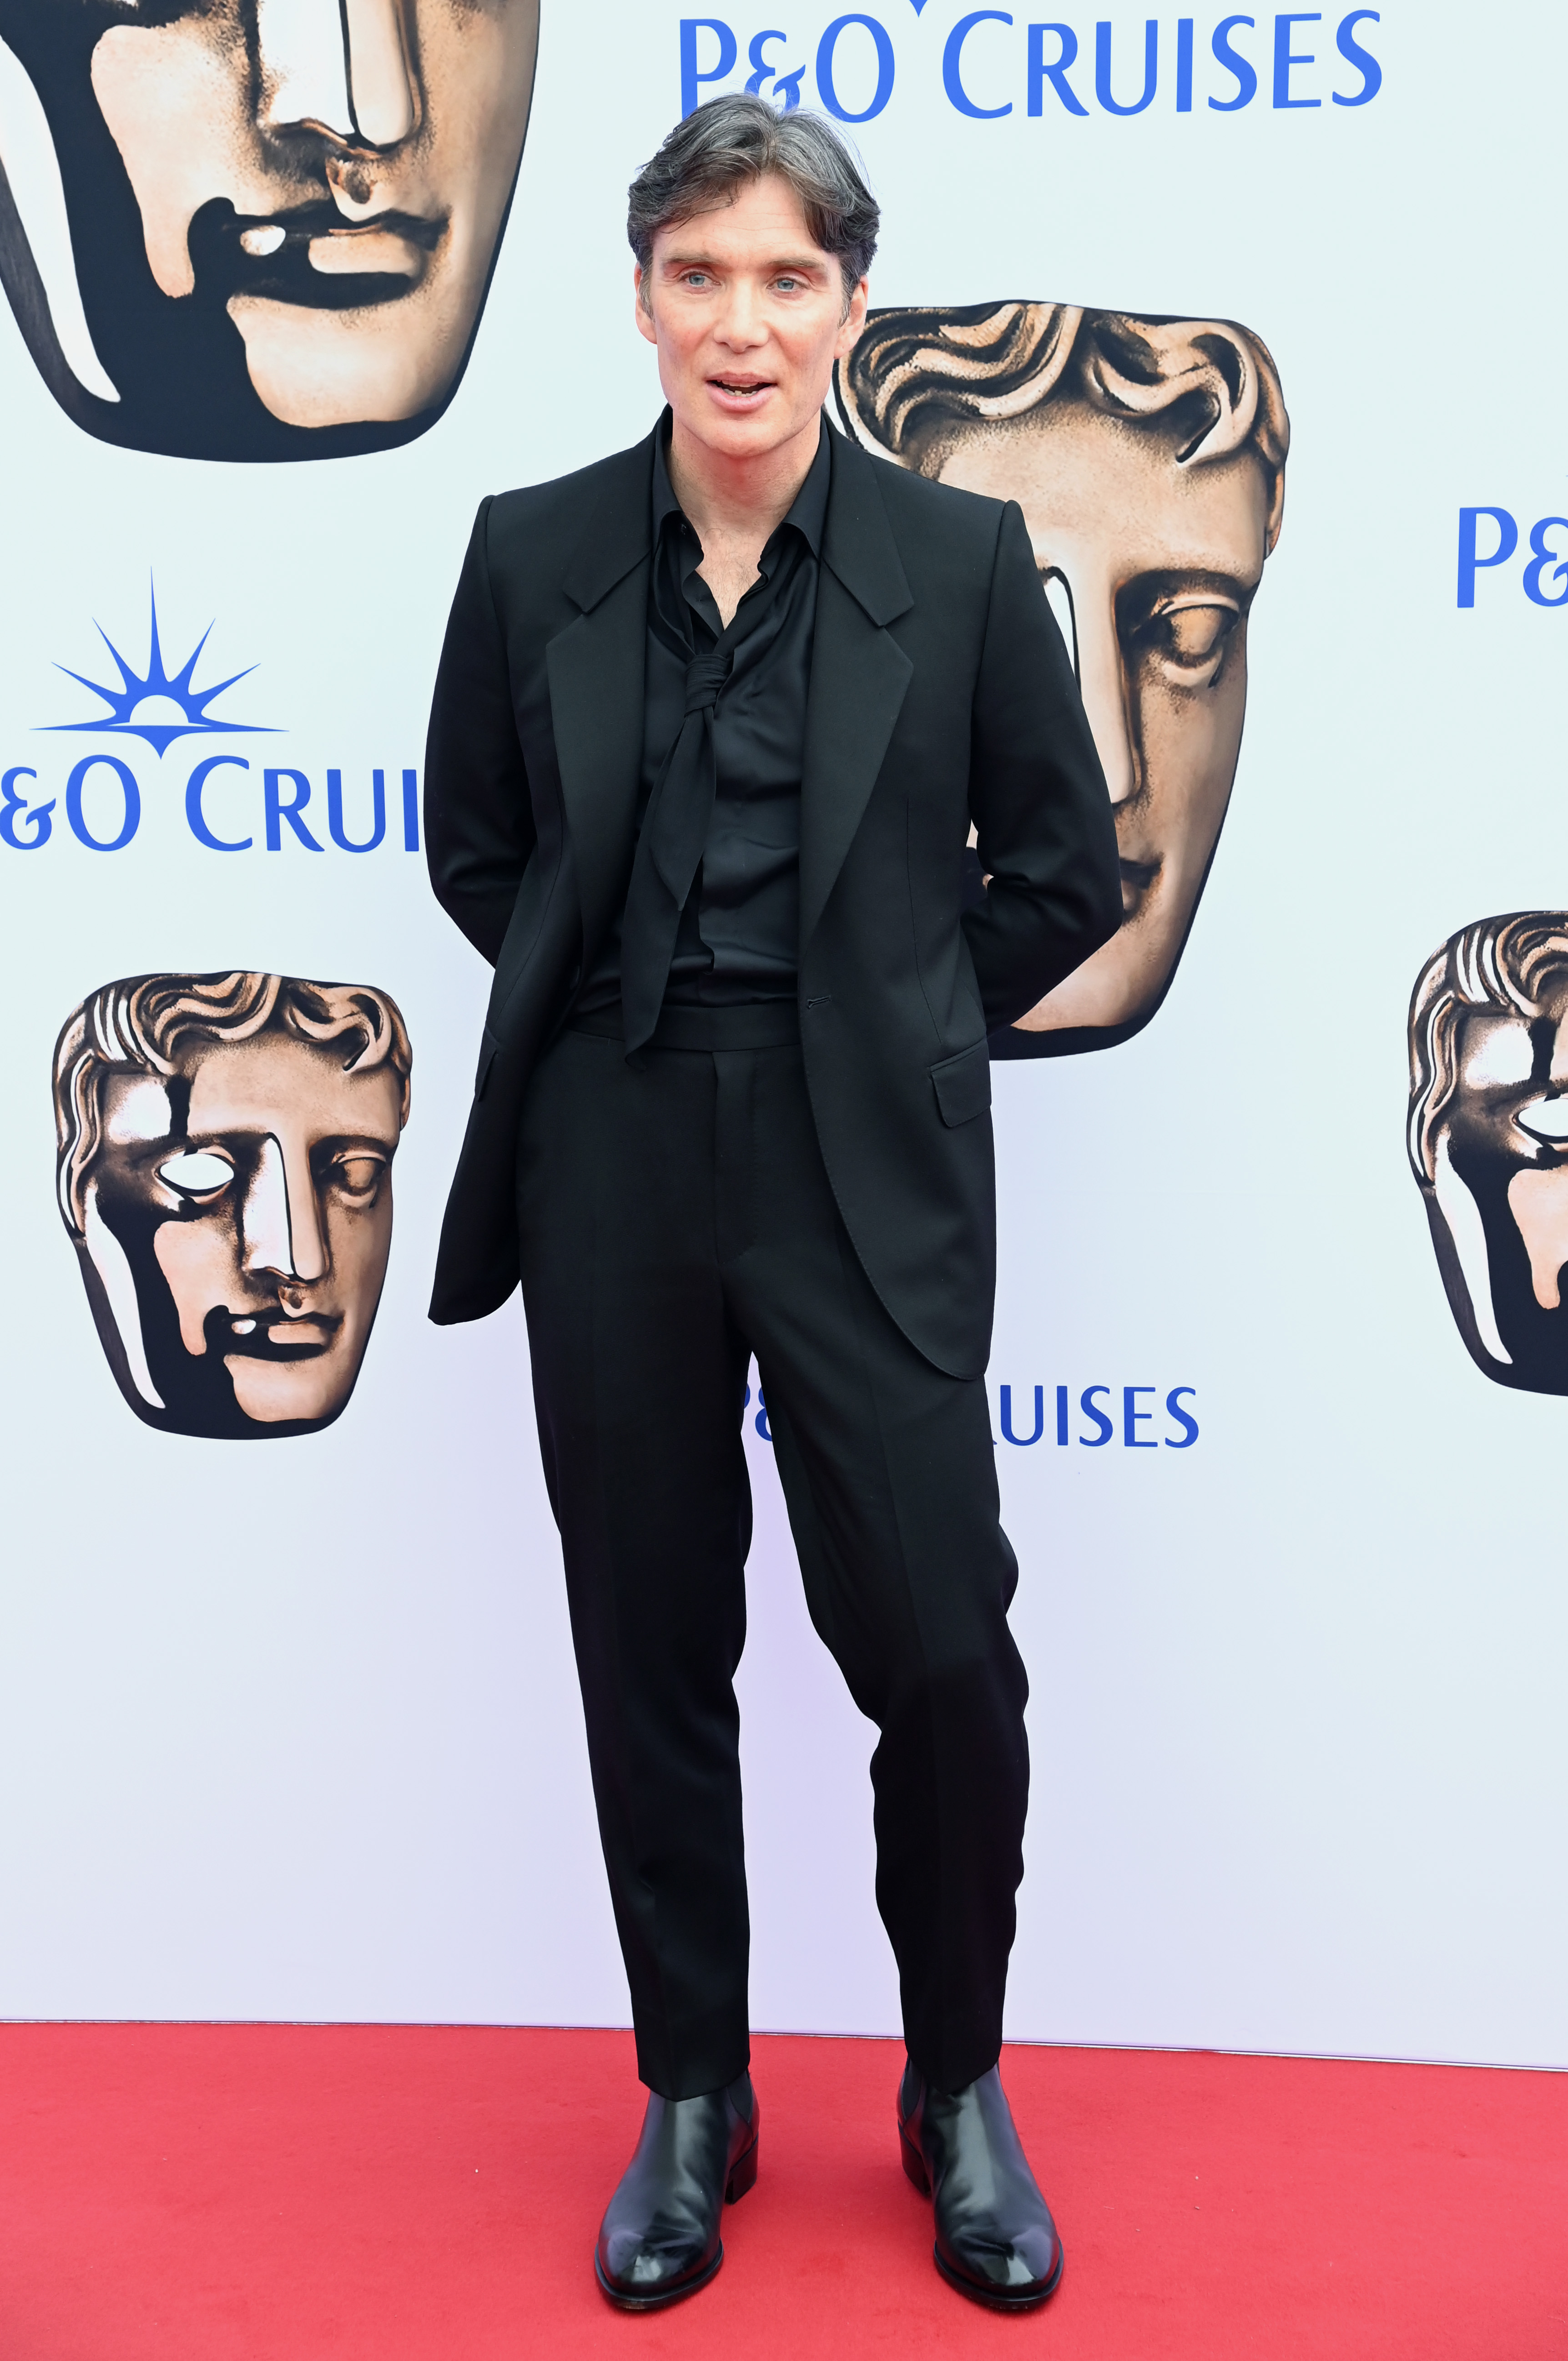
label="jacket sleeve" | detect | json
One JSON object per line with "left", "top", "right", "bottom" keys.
{"left": 424, "top": 496, "right": 535, "bottom": 967}
{"left": 962, "top": 499, "right": 1122, "bottom": 1029}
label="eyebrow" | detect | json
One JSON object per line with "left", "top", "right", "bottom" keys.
{"left": 659, "top": 249, "right": 830, "bottom": 275}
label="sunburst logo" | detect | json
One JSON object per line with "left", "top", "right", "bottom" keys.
{"left": 45, "top": 583, "right": 276, "bottom": 757}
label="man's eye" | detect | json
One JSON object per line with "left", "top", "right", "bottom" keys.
{"left": 157, "top": 1150, "right": 235, "bottom": 1198}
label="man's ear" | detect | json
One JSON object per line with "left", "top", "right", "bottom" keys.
{"left": 633, "top": 266, "right": 657, "bottom": 347}
{"left": 835, "top": 277, "right": 870, "bottom": 358}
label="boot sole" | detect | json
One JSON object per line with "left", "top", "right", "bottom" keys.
{"left": 902, "top": 2122, "right": 1063, "bottom": 2310}
{"left": 934, "top": 2240, "right": 1064, "bottom": 2311}
{"left": 593, "top": 2129, "right": 760, "bottom": 2311}
{"left": 595, "top": 2242, "right": 725, "bottom": 2311}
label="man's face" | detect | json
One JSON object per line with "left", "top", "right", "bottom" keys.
{"left": 1433, "top": 996, "right": 1568, "bottom": 1387}
{"left": 30, "top": 0, "right": 537, "bottom": 439}
{"left": 935, "top": 402, "right": 1269, "bottom": 1035}
{"left": 635, "top": 173, "right": 867, "bottom": 468}
{"left": 86, "top": 1032, "right": 403, "bottom": 1433}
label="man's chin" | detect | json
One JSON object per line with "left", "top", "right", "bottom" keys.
{"left": 687, "top": 388, "right": 808, "bottom": 451}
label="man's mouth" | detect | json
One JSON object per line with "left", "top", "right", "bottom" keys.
{"left": 709, "top": 376, "right": 776, "bottom": 402}
{"left": 189, "top": 199, "right": 445, "bottom": 313}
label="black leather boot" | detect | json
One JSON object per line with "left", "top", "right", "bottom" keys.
{"left": 594, "top": 2072, "right": 759, "bottom": 2309}
{"left": 897, "top": 2060, "right": 1063, "bottom": 2308}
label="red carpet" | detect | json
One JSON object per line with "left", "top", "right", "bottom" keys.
{"left": 0, "top": 2025, "right": 1563, "bottom": 2360}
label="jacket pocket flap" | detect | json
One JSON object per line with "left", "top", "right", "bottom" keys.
{"left": 474, "top": 1026, "right": 500, "bottom": 1101}
{"left": 930, "top": 1040, "right": 991, "bottom": 1127}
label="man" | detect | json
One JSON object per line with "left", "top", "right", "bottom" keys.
{"left": 424, "top": 96, "right": 1119, "bottom": 2310}
{"left": 0, "top": 0, "right": 538, "bottom": 459}
{"left": 53, "top": 970, "right": 410, "bottom": 1438}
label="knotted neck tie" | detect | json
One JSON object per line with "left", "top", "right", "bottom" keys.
{"left": 619, "top": 646, "right": 733, "bottom": 1055}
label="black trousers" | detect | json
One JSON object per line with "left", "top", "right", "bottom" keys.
{"left": 516, "top": 1024, "right": 1029, "bottom": 2100}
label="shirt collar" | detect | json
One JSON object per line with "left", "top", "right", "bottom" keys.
{"left": 784, "top": 414, "right": 831, "bottom": 554}
{"left": 651, "top": 413, "right": 684, "bottom": 540}
{"left": 652, "top": 409, "right": 831, "bottom": 557}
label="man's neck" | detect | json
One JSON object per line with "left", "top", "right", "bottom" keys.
{"left": 666, "top": 409, "right": 823, "bottom": 625}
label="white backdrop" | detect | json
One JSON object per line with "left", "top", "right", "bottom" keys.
{"left": 3, "top": 1, "right": 1567, "bottom": 2070}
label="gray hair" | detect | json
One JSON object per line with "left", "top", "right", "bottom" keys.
{"left": 628, "top": 95, "right": 878, "bottom": 309}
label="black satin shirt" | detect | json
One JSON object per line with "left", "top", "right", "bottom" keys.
{"left": 577, "top": 416, "right": 828, "bottom": 1013}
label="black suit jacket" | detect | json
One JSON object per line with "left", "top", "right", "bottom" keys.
{"left": 424, "top": 419, "right": 1119, "bottom": 1379}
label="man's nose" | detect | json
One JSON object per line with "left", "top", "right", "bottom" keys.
{"left": 713, "top": 279, "right": 769, "bottom": 350}
{"left": 241, "top": 1136, "right": 329, "bottom": 1286}
{"left": 1071, "top": 587, "right": 1138, "bottom": 809}
{"left": 256, "top": 0, "right": 419, "bottom": 149}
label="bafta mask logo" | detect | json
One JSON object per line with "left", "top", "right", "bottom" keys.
{"left": 836, "top": 303, "right": 1289, "bottom": 1054}
{"left": 1409, "top": 914, "right": 1568, "bottom": 1395}
{"left": 54, "top": 972, "right": 411, "bottom": 1437}
{"left": 0, "top": 0, "right": 540, "bottom": 462}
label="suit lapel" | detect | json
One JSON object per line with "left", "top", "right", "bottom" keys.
{"left": 799, "top": 431, "right": 915, "bottom": 951}
{"left": 546, "top": 422, "right": 916, "bottom": 963}
{"left": 546, "top": 430, "right": 657, "bottom": 956}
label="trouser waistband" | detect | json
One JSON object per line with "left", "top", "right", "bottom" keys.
{"left": 568, "top": 999, "right": 800, "bottom": 1052}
